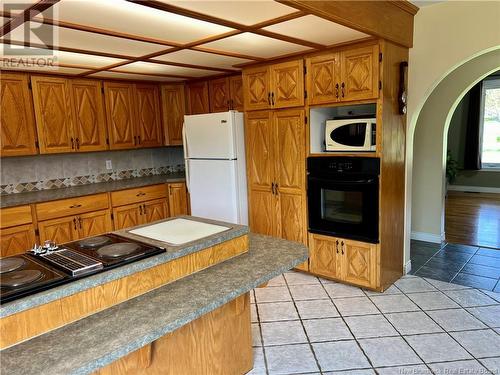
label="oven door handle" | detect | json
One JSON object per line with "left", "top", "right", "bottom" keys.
{"left": 308, "top": 177, "right": 376, "bottom": 185}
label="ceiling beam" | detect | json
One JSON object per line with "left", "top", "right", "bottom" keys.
{"left": 275, "top": 0, "right": 418, "bottom": 48}
{"left": 0, "top": 0, "right": 60, "bottom": 37}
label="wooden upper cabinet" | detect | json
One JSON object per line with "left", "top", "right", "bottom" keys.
{"left": 135, "top": 84, "right": 163, "bottom": 148}
{"left": 340, "top": 45, "right": 379, "bottom": 102}
{"left": 70, "top": 79, "right": 108, "bottom": 152}
{"left": 103, "top": 82, "right": 136, "bottom": 150}
{"left": 243, "top": 66, "right": 270, "bottom": 111}
{"left": 31, "top": 76, "right": 74, "bottom": 154}
{"left": 229, "top": 75, "right": 244, "bottom": 111}
{"left": 270, "top": 60, "right": 304, "bottom": 109}
{"left": 187, "top": 81, "right": 209, "bottom": 115}
{"left": 0, "top": 73, "right": 38, "bottom": 157}
{"left": 209, "top": 77, "right": 230, "bottom": 113}
{"left": 161, "top": 84, "right": 185, "bottom": 146}
{"left": 306, "top": 53, "right": 340, "bottom": 105}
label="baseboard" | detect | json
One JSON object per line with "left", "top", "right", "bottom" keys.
{"left": 404, "top": 260, "right": 412, "bottom": 275}
{"left": 448, "top": 185, "right": 500, "bottom": 194}
{"left": 411, "top": 231, "right": 444, "bottom": 244}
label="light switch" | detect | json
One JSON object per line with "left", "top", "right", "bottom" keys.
{"left": 105, "top": 160, "right": 112, "bottom": 170}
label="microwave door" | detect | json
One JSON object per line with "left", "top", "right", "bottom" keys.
{"left": 330, "top": 123, "right": 367, "bottom": 148}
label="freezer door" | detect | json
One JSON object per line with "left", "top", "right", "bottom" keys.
{"left": 187, "top": 159, "right": 243, "bottom": 224}
{"left": 184, "top": 112, "right": 236, "bottom": 159}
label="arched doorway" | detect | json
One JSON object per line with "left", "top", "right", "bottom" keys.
{"left": 408, "top": 49, "right": 500, "bottom": 290}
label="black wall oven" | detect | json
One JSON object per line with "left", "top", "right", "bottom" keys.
{"left": 307, "top": 157, "right": 380, "bottom": 243}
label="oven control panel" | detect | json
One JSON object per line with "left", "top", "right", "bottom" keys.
{"left": 308, "top": 157, "right": 380, "bottom": 175}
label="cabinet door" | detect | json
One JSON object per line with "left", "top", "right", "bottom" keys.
{"left": 306, "top": 53, "right": 340, "bottom": 105}
{"left": 143, "top": 198, "right": 168, "bottom": 224}
{"left": 229, "top": 75, "right": 244, "bottom": 111}
{"left": 248, "top": 189, "right": 277, "bottom": 237}
{"left": 340, "top": 45, "right": 379, "bottom": 102}
{"left": 209, "top": 77, "right": 230, "bottom": 113}
{"left": 0, "top": 73, "right": 38, "bottom": 157}
{"left": 186, "top": 81, "right": 209, "bottom": 115}
{"left": 341, "top": 239, "right": 379, "bottom": 288}
{"left": 161, "top": 84, "right": 185, "bottom": 146}
{"left": 31, "top": 76, "right": 74, "bottom": 154}
{"left": 274, "top": 109, "right": 307, "bottom": 245}
{"left": 38, "top": 216, "right": 79, "bottom": 244}
{"left": 309, "top": 234, "right": 341, "bottom": 280}
{"left": 70, "top": 79, "right": 108, "bottom": 152}
{"left": 112, "top": 203, "right": 141, "bottom": 230}
{"left": 0, "top": 224, "right": 36, "bottom": 257}
{"left": 135, "top": 84, "right": 163, "bottom": 147}
{"left": 243, "top": 66, "right": 270, "bottom": 111}
{"left": 78, "top": 210, "right": 113, "bottom": 239}
{"left": 167, "top": 183, "right": 188, "bottom": 216}
{"left": 103, "top": 82, "right": 136, "bottom": 150}
{"left": 270, "top": 60, "right": 304, "bottom": 109}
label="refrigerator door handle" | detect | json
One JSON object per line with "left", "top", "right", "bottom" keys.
{"left": 182, "top": 124, "right": 190, "bottom": 193}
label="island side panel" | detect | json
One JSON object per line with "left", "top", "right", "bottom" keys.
{"left": 95, "top": 293, "right": 253, "bottom": 375}
{"left": 0, "top": 235, "right": 249, "bottom": 349}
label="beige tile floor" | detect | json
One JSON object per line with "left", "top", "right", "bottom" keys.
{"left": 248, "top": 272, "right": 500, "bottom": 375}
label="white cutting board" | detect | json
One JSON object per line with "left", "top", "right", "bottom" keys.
{"left": 128, "top": 218, "right": 230, "bottom": 245}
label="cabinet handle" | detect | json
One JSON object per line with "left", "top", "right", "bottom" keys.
{"left": 142, "top": 204, "right": 147, "bottom": 215}
{"left": 69, "top": 204, "right": 82, "bottom": 209}
{"left": 138, "top": 135, "right": 141, "bottom": 144}
{"left": 71, "top": 137, "right": 75, "bottom": 149}
{"left": 169, "top": 185, "right": 172, "bottom": 195}
{"left": 267, "top": 92, "right": 271, "bottom": 105}
{"left": 136, "top": 192, "right": 146, "bottom": 197}
{"left": 275, "top": 183, "right": 279, "bottom": 194}
{"left": 271, "top": 182, "right": 275, "bottom": 195}
{"left": 78, "top": 217, "right": 82, "bottom": 230}
{"left": 335, "top": 83, "right": 339, "bottom": 99}
{"left": 73, "top": 217, "right": 77, "bottom": 230}
{"left": 271, "top": 92, "right": 275, "bottom": 106}
{"left": 139, "top": 204, "right": 143, "bottom": 215}
{"left": 75, "top": 138, "right": 80, "bottom": 149}
{"left": 341, "top": 82, "right": 345, "bottom": 98}
{"left": 336, "top": 240, "right": 339, "bottom": 254}
{"left": 341, "top": 241, "right": 345, "bottom": 255}
{"left": 133, "top": 136, "right": 137, "bottom": 145}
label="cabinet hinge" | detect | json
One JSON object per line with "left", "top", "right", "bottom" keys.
{"left": 304, "top": 90, "right": 307, "bottom": 99}
{"left": 34, "top": 228, "right": 39, "bottom": 236}
{"left": 379, "top": 81, "right": 382, "bottom": 90}
{"left": 101, "top": 86, "right": 105, "bottom": 94}
{"left": 304, "top": 66, "right": 307, "bottom": 74}
{"left": 28, "top": 81, "right": 32, "bottom": 90}
{"left": 106, "top": 138, "right": 110, "bottom": 145}
{"left": 35, "top": 140, "right": 39, "bottom": 149}
{"left": 304, "top": 116, "right": 308, "bottom": 124}
{"left": 379, "top": 53, "right": 383, "bottom": 62}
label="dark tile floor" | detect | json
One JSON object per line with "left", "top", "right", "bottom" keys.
{"left": 410, "top": 240, "right": 500, "bottom": 292}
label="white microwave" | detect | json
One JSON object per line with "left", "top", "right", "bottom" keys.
{"left": 325, "top": 118, "right": 376, "bottom": 152}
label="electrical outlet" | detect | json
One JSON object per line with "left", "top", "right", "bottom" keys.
{"left": 105, "top": 160, "right": 112, "bottom": 170}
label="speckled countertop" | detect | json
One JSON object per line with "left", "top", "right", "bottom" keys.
{"left": 0, "top": 173, "right": 185, "bottom": 208}
{"left": 0, "top": 215, "right": 246, "bottom": 318}
{"left": 0, "top": 234, "right": 308, "bottom": 375}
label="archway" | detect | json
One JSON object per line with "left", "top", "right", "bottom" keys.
{"left": 408, "top": 49, "right": 500, "bottom": 275}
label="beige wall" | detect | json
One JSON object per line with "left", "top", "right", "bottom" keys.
{"left": 405, "top": 1, "right": 500, "bottom": 267}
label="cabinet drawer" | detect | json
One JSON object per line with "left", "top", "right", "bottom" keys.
{"left": 0, "top": 205, "right": 33, "bottom": 228}
{"left": 111, "top": 184, "right": 167, "bottom": 207}
{"left": 36, "top": 193, "right": 109, "bottom": 221}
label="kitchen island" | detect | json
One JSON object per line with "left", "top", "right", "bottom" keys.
{"left": 0, "top": 217, "right": 308, "bottom": 375}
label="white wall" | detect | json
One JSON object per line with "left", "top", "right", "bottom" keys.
{"left": 405, "top": 1, "right": 500, "bottom": 264}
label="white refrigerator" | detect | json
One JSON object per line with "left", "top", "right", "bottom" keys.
{"left": 183, "top": 111, "right": 248, "bottom": 225}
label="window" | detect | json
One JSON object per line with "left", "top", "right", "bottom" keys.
{"left": 481, "top": 78, "right": 500, "bottom": 169}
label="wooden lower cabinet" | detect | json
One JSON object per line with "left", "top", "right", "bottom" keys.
{"left": 0, "top": 224, "right": 37, "bottom": 257}
{"left": 113, "top": 198, "right": 169, "bottom": 230}
{"left": 78, "top": 210, "right": 113, "bottom": 239}
{"left": 144, "top": 198, "right": 169, "bottom": 223}
{"left": 168, "top": 182, "right": 189, "bottom": 216}
{"left": 309, "top": 233, "right": 379, "bottom": 289}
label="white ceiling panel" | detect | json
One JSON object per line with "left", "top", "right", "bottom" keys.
{"left": 263, "top": 15, "right": 369, "bottom": 46}
{"left": 38, "top": 0, "right": 234, "bottom": 44}
{"left": 152, "top": 49, "right": 249, "bottom": 70}
{"left": 1, "top": 0, "right": 38, "bottom": 15}
{"left": 0, "top": 46, "right": 125, "bottom": 68}
{"left": 201, "top": 32, "right": 310, "bottom": 59}
{"left": 4, "top": 22, "right": 169, "bottom": 57}
{"left": 163, "top": 0, "right": 297, "bottom": 26}
{"left": 114, "top": 61, "right": 216, "bottom": 78}
{"left": 89, "top": 71, "right": 185, "bottom": 82}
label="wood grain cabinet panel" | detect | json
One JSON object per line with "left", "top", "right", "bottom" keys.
{"left": 209, "top": 77, "right": 230, "bottom": 113}
{"left": 306, "top": 53, "right": 340, "bottom": 105}
{"left": 161, "top": 84, "right": 185, "bottom": 146}
{"left": 309, "top": 233, "right": 341, "bottom": 279}
{"left": 243, "top": 66, "right": 270, "bottom": 111}
{"left": 103, "top": 82, "right": 136, "bottom": 150}
{"left": 0, "top": 73, "right": 38, "bottom": 156}
{"left": 248, "top": 189, "right": 276, "bottom": 237}
{"left": 78, "top": 210, "right": 113, "bottom": 239}
{"left": 135, "top": 84, "right": 163, "bottom": 148}
{"left": 38, "top": 216, "right": 79, "bottom": 244}
{"left": 229, "top": 75, "right": 244, "bottom": 111}
{"left": 270, "top": 60, "right": 304, "bottom": 109}
{"left": 340, "top": 45, "right": 379, "bottom": 102}
{"left": 0, "top": 224, "right": 36, "bottom": 257}
{"left": 70, "top": 79, "right": 108, "bottom": 152}
{"left": 342, "top": 239, "right": 378, "bottom": 288}
{"left": 186, "top": 81, "right": 209, "bottom": 115}
{"left": 167, "top": 183, "right": 188, "bottom": 217}
{"left": 31, "top": 76, "right": 74, "bottom": 154}
{"left": 112, "top": 203, "right": 141, "bottom": 231}
{"left": 143, "top": 198, "right": 169, "bottom": 223}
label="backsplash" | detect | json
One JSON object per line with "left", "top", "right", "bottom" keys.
{"left": 0, "top": 147, "right": 185, "bottom": 195}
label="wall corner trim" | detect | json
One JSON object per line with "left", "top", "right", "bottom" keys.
{"left": 404, "top": 260, "right": 412, "bottom": 275}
